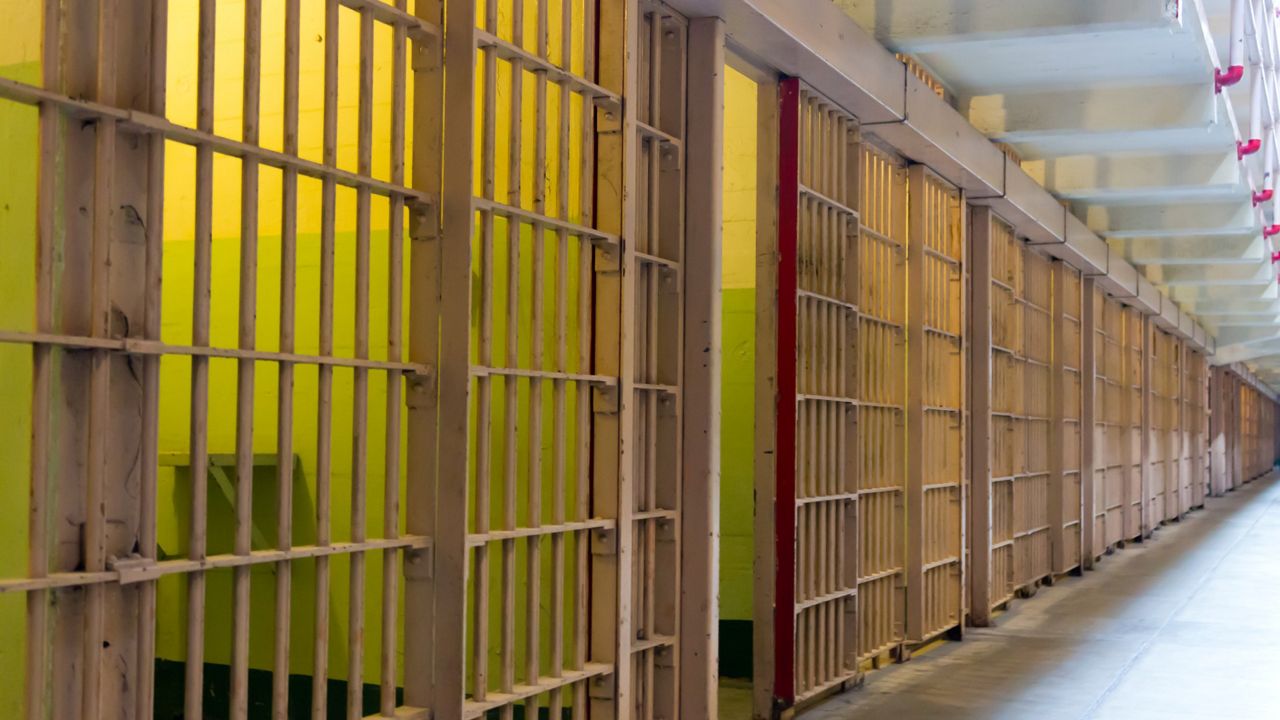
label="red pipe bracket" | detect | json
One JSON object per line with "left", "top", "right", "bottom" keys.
{"left": 1217, "top": 64, "right": 1245, "bottom": 93}
{"left": 1264, "top": 224, "right": 1280, "bottom": 239}
{"left": 1239, "top": 138, "right": 1262, "bottom": 160}
{"left": 1254, "top": 189, "right": 1274, "bottom": 206}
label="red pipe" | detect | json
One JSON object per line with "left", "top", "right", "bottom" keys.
{"left": 773, "top": 75, "right": 801, "bottom": 711}
{"left": 1265, "top": 224, "right": 1280, "bottom": 239}
{"left": 1217, "top": 64, "right": 1245, "bottom": 93}
{"left": 1239, "top": 138, "right": 1262, "bottom": 160}
{"left": 1255, "top": 189, "right": 1274, "bottom": 206}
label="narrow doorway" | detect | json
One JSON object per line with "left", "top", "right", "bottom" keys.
{"left": 716, "top": 55, "right": 775, "bottom": 720}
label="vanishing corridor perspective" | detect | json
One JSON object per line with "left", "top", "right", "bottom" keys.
{"left": 1, "top": 0, "right": 1279, "bottom": 719}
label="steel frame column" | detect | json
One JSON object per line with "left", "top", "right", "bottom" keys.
{"left": 681, "top": 16, "right": 725, "bottom": 720}
{"left": 967, "top": 205, "right": 994, "bottom": 627}
{"left": 1079, "top": 278, "right": 1097, "bottom": 570}
{"left": 1140, "top": 314, "right": 1154, "bottom": 537}
{"left": 1049, "top": 261, "right": 1068, "bottom": 573}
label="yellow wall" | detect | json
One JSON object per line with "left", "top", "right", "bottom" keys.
{"left": 720, "top": 65, "right": 759, "bottom": 624}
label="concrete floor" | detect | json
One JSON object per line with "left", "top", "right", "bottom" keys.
{"left": 781, "top": 473, "right": 1280, "bottom": 720}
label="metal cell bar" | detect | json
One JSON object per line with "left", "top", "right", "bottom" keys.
{"left": 501, "top": 0, "right": 524, "bottom": 708}
{"left": 346, "top": 8, "right": 375, "bottom": 718}
{"left": 381, "top": 1, "right": 409, "bottom": 715}
{"left": 470, "top": 0, "right": 497, "bottom": 704}
{"left": 547, "top": 0, "right": 574, "bottom": 710}
{"left": 524, "top": 0, "right": 549, "bottom": 711}
{"left": 312, "top": 1, "right": 341, "bottom": 714}
{"left": 185, "top": 2, "right": 217, "bottom": 715}
{"left": 230, "top": 2, "right": 262, "bottom": 715}
{"left": 273, "top": 0, "right": 301, "bottom": 714}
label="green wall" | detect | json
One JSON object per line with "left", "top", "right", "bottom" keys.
{"left": 720, "top": 66, "right": 758, "bottom": 626}
{"left": 0, "top": 58, "right": 38, "bottom": 719}
{"left": 1, "top": 0, "right": 42, "bottom": 705}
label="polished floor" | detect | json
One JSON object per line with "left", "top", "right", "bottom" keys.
{"left": 716, "top": 472, "right": 1280, "bottom": 719}
{"left": 782, "top": 473, "right": 1280, "bottom": 720}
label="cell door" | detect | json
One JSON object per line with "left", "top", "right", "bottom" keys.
{"left": 1096, "top": 293, "right": 1127, "bottom": 552}
{"left": 854, "top": 143, "right": 908, "bottom": 665}
{"left": 905, "top": 166, "right": 965, "bottom": 644}
{"left": 0, "top": 1, "right": 442, "bottom": 718}
{"left": 986, "top": 216, "right": 1022, "bottom": 608}
{"left": 438, "top": 0, "right": 688, "bottom": 716}
{"left": 761, "top": 77, "right": 862, "bottom": 713}
{"left": 1016, "top": 249, "right": 1053, "bottom": 589}
{"left": 1054, "top": 262, "right": 1084, "bottom": 573}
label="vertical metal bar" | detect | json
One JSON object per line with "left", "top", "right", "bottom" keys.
{"left": 381, "top": 1, "right": 409, "bottom": 715}
{"left": 1080, "top": 278, "right": 1097, "bottom": 570}
{"left": 904, "top": 164, "right": 926, "bottom": 644}
{"left": 524, "top": 0, "right": 549, "bottom": 711}
{"left": 313, "top": 1, "right": 340, "bottom": 714}
{"left": 967, "top": 206, "right": 993, "bottom": 627}
{"left": 348, "top": 8, "right": 375, "bottom": 718}
{"left": 501, "top": 0, "right": 524, "bottom": 709}
{"left": 274, "top": 0, "right": 301, "bottom": 715}
{"left": 574, "top": 0, "right": 597, "bottom": 713}
{"left": 186, "top": 2, "right": 217, "bottom": 715}
{"left": 231, "top": 2, "right": 263, "bottom": 715}
{"left": 471, "top": 0, "right": 497, "bottom": 703}
{"left": 548, "top": 0, "right": 572, "bottom": 711}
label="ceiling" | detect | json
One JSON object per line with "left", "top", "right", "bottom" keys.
{"left": 834, "top": 0, "right": 1280, "bottom": 389}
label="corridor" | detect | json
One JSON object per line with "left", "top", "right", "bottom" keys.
{"left": 801, "top": 474, "right": 1280, "bottom": 720}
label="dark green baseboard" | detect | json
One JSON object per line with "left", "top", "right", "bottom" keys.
{"left": 719, "top": 619, "right": 753, "bottom": 679}
{"left": 153, "top": 660, "right": 576, "bottom": 719}
{"left": 153, "top": 659, "right": 397, "bottom": 719}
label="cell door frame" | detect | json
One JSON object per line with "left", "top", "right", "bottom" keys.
{"left": 755, "top": 75, "right": 867, "bottom": 719}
